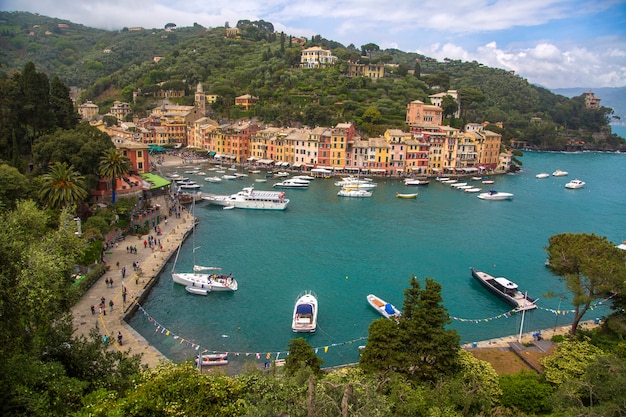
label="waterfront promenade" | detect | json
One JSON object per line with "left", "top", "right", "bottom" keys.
{"left": 70, "top": 193, "right": 194, "bottom": 367}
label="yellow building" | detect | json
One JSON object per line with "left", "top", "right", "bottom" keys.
{"left": 300, "top": 46, "right": 337, "bottom": 69}
{"left": 346, "top": 62, "right": 385, "bottom": 79}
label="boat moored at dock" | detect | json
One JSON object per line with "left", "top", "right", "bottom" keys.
{"left": 202, "top": 186, "right": 289, "bottom": 210}
{"left": 470, "top": 267, "right": 537, "bottom": 311}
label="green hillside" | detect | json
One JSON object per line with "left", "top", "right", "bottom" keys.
{"left": 1, "top": 11, "right": 624, "bottom": 150}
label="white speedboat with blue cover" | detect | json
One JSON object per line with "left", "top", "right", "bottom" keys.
{"left": 367, "top": 294, "right": 402, "bottom": 320}
{"left": 292, "top": 291, "right": 317, "bottom": 332}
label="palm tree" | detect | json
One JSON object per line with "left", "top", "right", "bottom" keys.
{"left": 39, "top": 162, "right": 88, "bottom": 209}
{"left": 98, "top": 148, "right": 131, "bottom": 204}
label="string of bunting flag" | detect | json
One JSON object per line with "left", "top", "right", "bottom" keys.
{"left": 536, "top": 294, "right": 615, "bottom": 315}
{"left": 136, "top": 304, "right": 367, "bottom": 359}
{"left": 137, "top": 295, "right": 615, "bottom": 358}
{"left": 451, "top": 307, "right": 518, "bottom": 323}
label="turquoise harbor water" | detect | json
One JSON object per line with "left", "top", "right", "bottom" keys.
{"left": 129, "top": 151, "right": 626, "bottom": 369}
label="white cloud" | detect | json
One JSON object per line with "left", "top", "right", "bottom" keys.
{"left": 426, "top": 40, "right": 626, "bottom": 88}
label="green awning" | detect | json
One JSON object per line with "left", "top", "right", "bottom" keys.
{"left": 140, "top": 173, "right": 171, "bottom": 189}
{"left": 209, "top": 151, "right": 216, "bottom": 156}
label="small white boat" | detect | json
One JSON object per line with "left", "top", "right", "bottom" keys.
{"left": 233, "top": 173, "right": 248, "bottom": 178}
{"left": 196, "top": 172, "right": 206, "bottom": 176}
{"left": 471, "top": 176, "right": 483, "bottom": 181}
{"left": 450, "top": 182, "right": 468, "bottom": 188}
{"left": 536, "top": 173, "right": 549, "bottom": 179}
{"left": 367, "top": 294, "right": 402, "bottom": 320}
{"left": 222, "top": 174, "right": 237, "bottom": 180}
{"left": 178, "top": 182, "right": 202, "bottom": 190}
{"left": 436, "top": 177, "right": 450, "bottom": 182}
{"left": 552, "top": 169, "right": 569, "bottom": 177}
{"left": 273, "top": 179, "right": 310, "bottom": 188}
{"left": 458, "top": 185, "right": 474, "bottom": 190}
{"left": 248, "top": 169, "right": 261, "bottom": 174}
{"left": 185, "top": 285, "right": 209, "bottom": 296}
{"left": 205, "top": 176, "right": 222, "bottom": 183}
{"left": 464, "top": 187, "right": 482, "bottom": 193}
{"left": 215, "top": 170, "right": 225, "bottom": 174}
{"left": 195, "top": 353, "right": 228, "bottom": 366}
{"left": 565, "top": 179, "right": 585, "bottom": 189}
{"left": 255, "top": 178, "right": 267, "bottom": 182}
{"left": 477, "top": 190, "right": 514, "bottom": 200}
{"left": 396, "top": 192, "right": 417, "bottom": 199}
{"left": 274, "top": 171, "right": 290, "bottom": 178}
{"left": 338, "top": 186, "right": 372, "bottom": 198}
{"left": 482, "top": 180, "right": 495, "bottom": 184}
{"left": 404, "top": 179, "right": 429, "bottom": 186}
{"left": 292, "top": 175, "right": 315, "bottom": 181}
{"left": 442, "top": 179, "right": 458, "bottom": 184}
{"left": 292, "top": 291, "right": 318, "bottom": 333}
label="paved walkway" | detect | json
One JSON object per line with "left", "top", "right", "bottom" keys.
{"left": 71, "top": 195, "right": 194, "bottom": 368}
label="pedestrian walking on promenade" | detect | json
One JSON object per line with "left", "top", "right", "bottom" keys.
{"left": 117, "top": 331, "right": 123, "bottom": 346}
{"left": 109, "top": 299, "right": 114, "bottom": 312}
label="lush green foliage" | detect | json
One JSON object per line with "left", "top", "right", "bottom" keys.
{"left": 39, "top": 162, "right": 89, "bottom": 209}
{"left": 360, "top": 276, "right": 460, "bottom": 382}
{"left": 0, "top": 202, "right": 144, "bottom": 416}
{"left": 499, "top": 371, "right": 554, "bottom": 414}
{"left": 1, "top": 11, "right": 621, "bottom": 150}
{"left": 541, "top": 339, "right": 604, "bottom": 385}
{"left": 98, "top": 148, "right": 131, "bottom": 204}
{"left": 545, "top": 233, "right": 626, "bottom": 335}
{"left": 284, "top": 337, "right": 324, "bottom": 377}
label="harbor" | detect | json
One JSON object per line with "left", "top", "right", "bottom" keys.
{"left": 74, "top": 151, "right": 625, "bottom": 370}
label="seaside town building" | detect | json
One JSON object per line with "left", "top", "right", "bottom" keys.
{"left": 405, "top": 100, "right": 443, "bottom": 125}
{"left": 584, "top": 91, "right": 601, "bottom": 109}
{"left": 300, "top": 46, "right": 337, "bottom": 69}
{"left": 78, "top": 101, "right": 99, "bottom": 121}
{"left": 429, "top": 90, "right": 461, "bottom": 118}
{"left": 234, "top": 94, "right": 259, "bottom": 111}
{"left": 346, "top": 62, "right": 385, "bottom": 79}
{"left": 110, "top": 100, "right": 132, "bottom": 121}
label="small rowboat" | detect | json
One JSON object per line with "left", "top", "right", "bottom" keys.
{"left": 396, "top": 192, "right": 418, "bottom": 199}
{"left": 195, "top": 353, "right": 228, "bottom": 366}
{"left": 367, "top": 294, "right": 402, "bottom": 320}
{"left": 185, "top": 285, "right": 209, "bottom": 295}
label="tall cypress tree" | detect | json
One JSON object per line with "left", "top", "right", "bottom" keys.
{"left": 360, "top": 276, "right": 460, "bottom": 381}
{"left": 400, "top": 276, "right": 460, "bottom": 381}
{"left": 50, "top": 76, "right": 79, "bottom": 130}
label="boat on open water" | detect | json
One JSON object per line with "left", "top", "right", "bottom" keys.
{"left": 477, "top": 190, "right": 514, "bottom": 200}
{"left": 367, "top": 294, "right": 402, "bottom": 320}
{"left": 565, "top": 179, "right": 585, "bottom": 189}
{"left": 292, "top": 291, "right": 318, "bottom": 333}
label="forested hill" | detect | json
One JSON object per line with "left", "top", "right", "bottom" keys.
{"left": 1, "top": 11, "right": 624, "bottom": 150}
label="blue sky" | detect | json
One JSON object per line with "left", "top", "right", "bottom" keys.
{"left": 3, "top": 0, "right": 626, "bottom": 89}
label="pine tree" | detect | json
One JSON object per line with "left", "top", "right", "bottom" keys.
{"left": 399, "top": 276, "right": 460, "bottom": 381}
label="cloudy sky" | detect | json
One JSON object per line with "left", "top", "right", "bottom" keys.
{"left": 3, "top": 0, "right": 626, "bottom": 89}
